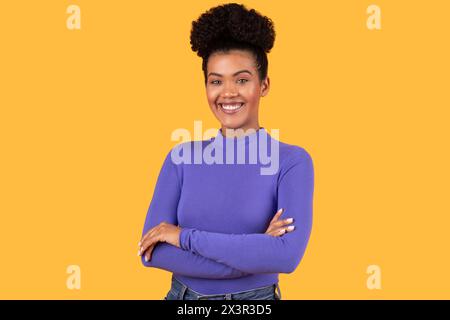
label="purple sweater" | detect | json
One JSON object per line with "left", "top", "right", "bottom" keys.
{"left": 140, "top": 127, "right": 314, "bottom": 295}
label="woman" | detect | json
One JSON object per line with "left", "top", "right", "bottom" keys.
{"left": 138, "top": 3, "right": 314, "bottom": 300}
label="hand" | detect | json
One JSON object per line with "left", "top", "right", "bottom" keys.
{"left": 265, "top": 208, "right": 295, "bottom": 236}
{"left": 138, "top": 222, "right": 182, "bottom": 262}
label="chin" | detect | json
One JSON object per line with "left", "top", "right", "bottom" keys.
{"left": 219, "top": 117, "right": 248, "bottom": 130}
{"left": 217, "top": 112, "right": 250, "bottom": 128}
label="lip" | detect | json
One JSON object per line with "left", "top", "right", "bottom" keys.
{"left": 217, "top": 102, "right": 245, "bottom": 115}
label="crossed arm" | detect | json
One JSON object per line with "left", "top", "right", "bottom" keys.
{"left": 139, "top": 147, "right": 314, "bottom": 277}
{"left": 139, "top": 151, "right": 251, "bottom": 279}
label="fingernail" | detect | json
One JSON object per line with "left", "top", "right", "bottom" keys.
{"left": 279, "top": 229, "right": 286, "bottom": 234}
{"left": 138, "top": 241, "right": 141, "bottom": 246}
{"left": 286, "top": 218, "right": 293, "bottom": 223}
{"left": 145, "top": 256, "right": 149, "bottom": 262}
{"left": 287, "top": 226, "right": 295, "bottom": 231}
{"left": 278, "top": 208, "right": 283, "bottom": 213}
{"left": 137, "top": 250, "right": 141, "bottom": 256}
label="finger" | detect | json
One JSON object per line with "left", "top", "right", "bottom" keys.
{"left": 143, "top": 245, "right": 153, "bottom": 262}
{"left": 139, "top": 222, "right": 167, "bottom": 246}
{"left": 272, "top": 208, "right": 283, "bottom": 220}
{"left": 139, "top": 229, "right": 154, "bottom": 246}
{"left": 139, "top": 225, "right": 159, "bottom": 245}
{"left": 285, "top": 225, "right": 295, "bottom": 233}
{"left": 267, "top": 217, "right": 293, "bottom": 233}
{"left": 139, "top": 224, "right": 161, "bottom": 246}
{"left": 144, "top": 244, "right": 155, "bottom": 262}
{"left": 140, "top": 233, "right": 160, "bottom": 256}
{"left": 268, "top": 220, "right": 284, "bottom": 231}
{"left": 272, "top": 226, "right": 296, "bottom": 236}
{"left": 268, "top": 228, "right": 286, "bottom": 237}
{"left": 270, "top": 208, "right": 284, "bottom": 223}
{"left": 265, "top": 222, "right": 275, "bottom": 233}
{"left": 266, "top": 209, "right": 286, "bottom": 234}
{"left": 266, "top": 222, "right": 278, "bottom": 233}
{"left": 272, "top": 217, "right": 294, "bottom": 229}
{"left": 140, "top": 237, "right": 156, "bottom": 256}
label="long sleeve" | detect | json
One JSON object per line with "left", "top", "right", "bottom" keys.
{"left": 140, "top": 148, "right": 251, "bottom": 279}
{"left": 179, "top": 147, "right": 314, "bottom": 274}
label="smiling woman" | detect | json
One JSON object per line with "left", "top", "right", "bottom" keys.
{"left": 206, "top": 51, "right": 267, "bottom": 128}
{"left": 190, "top": 3, "right": 275, "bottom": 136}
{"left": 139, "top": 3, "right": 315, "bottom": 301}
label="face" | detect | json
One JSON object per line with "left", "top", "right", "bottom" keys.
{"left": 205, "top": 49, "right": 270, "bottom": 136}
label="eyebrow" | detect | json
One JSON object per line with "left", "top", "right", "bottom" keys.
{"left": 207, "top": 69, "right": 253, "bottom": 78}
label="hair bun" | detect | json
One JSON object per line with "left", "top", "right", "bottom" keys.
{"left": 190, "top": 3, "right": 276, "bottom": 58}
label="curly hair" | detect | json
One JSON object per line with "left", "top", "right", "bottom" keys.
{"left": 190, "top": 3, "right": 276, "bottom": 84}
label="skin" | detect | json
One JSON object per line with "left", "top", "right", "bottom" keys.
{"left": 205, "top": 49, "right": 269, "bottom": 137}
{"left": 138, "top": 49, "right": 295, "bottom": 262}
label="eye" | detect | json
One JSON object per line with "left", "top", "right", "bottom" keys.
{"left": 209, "top": 79, "right": 248, "bottom": 85}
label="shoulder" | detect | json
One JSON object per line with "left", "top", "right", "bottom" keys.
{"left": 165, "top": 139, "right": 212, "bottom": 165}
{"left": 278, "top": 141, "right": 313, "bottom": 168}
{"left": 274, "top": 140, "right": 314, "bottom": 183}
{"left": 166, "top": 141, "right": 191, "bottom": 164}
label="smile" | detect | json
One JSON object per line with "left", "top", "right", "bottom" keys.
{"left": 217, "top": 103, "right": 245, "bottom": 114}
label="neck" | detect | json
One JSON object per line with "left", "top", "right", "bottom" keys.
{"left": 221, "top": 122, "right": 260, "bottom": 138}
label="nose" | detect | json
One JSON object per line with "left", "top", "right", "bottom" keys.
{"left": 221, "top": 82, "right": 238, "bottom": 98}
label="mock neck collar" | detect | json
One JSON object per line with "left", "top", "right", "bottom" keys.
{"left": 215, "top": 127, "right": 267, "bottom": 142}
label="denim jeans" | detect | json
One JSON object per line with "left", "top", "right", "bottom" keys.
{"left": 164, "top": 276, "right": 282, "bottom": 300}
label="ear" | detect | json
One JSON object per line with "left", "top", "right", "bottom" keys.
{"left": 260, "top": 77, "right": 270, "bottom": 97}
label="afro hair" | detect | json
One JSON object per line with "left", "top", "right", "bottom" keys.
{"left": 190, "top": 3, "right": 276, "bottom": 83}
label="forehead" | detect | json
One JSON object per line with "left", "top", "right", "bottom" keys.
{"left": 207, "top": 50, "right": 256, "bottom": 75}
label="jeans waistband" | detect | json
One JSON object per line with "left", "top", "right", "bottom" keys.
{"left": 171, "top": 276, "right": 282, "bottom": 300}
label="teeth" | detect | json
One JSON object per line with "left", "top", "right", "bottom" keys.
{"left": 220, "top": 103, "right": 243, "bottom": 110}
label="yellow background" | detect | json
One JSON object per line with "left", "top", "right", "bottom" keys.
{"left": 1, "top": 0, "right": 449, "bottom": 299}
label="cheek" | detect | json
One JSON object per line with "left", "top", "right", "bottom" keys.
{"left": 242, "top": 83, "right": 260, "bottom": 97}
{"left": 206, "top": 88, "right": 218, "bottom": 105}
{"left": 242, "top": 87, "right": 260, "bottom": 106}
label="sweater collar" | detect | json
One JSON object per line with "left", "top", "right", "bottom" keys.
{"left": 211, "top": 127, "right": 270, "bottom": 145}
{"left": 214, "top": 127, "right": 268, "bottom": 144}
